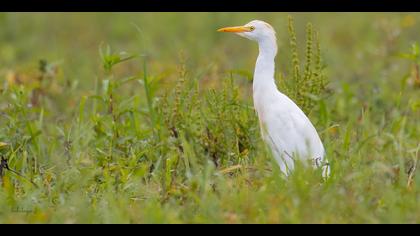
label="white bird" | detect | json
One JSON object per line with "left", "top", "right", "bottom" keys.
{"left": 218, "top": 20, "right": 330, "bottom": 178}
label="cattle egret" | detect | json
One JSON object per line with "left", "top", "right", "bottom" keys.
{"left": 218, "top": 20, "right": 330, "bottom": 177}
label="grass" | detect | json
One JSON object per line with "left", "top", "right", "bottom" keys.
{"left": 0, "top": 12, "right": 419, "bottom": 223}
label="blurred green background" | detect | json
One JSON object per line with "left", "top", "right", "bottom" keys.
{"left": 0, "top": 13, "right": 419, "bottom": 223}
{"left": 2, "top": 13, "right": 419, "bottom": 120}
{"left": 1, "top": 13, "right": 419, "bottom": 85}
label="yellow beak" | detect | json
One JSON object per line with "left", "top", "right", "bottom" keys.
{"left": 217, "top": 26, "right": 252, "bottom": 33}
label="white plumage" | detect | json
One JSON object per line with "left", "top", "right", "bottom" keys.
{"left": 218, "top": 20, "right": 330, "bottom": 177}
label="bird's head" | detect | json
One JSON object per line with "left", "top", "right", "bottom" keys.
{"left": 217, "top": 20, "right": 276, "bottom": 43}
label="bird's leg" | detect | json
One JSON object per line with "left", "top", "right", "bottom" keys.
{"left": 311, "top": 157, "right": 330, "bottom": 180}
{"left": 312, "top": 157, "right": 329, "bottom": 168}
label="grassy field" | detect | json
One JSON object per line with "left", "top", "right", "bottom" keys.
{"left": 0, "top": 12, "right": 419, "bottom": 223}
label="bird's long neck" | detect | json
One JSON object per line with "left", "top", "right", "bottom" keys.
{"left": 253, "top": 37, "right": 279, "bottom": 104}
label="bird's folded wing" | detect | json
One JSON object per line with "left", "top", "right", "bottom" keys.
{"left": 265, "top": 108, "right": 324, "bottom": 161}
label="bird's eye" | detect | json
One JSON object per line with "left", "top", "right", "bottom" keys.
{"left": 250, "top": 26, "right": 255, "bottom": 31}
